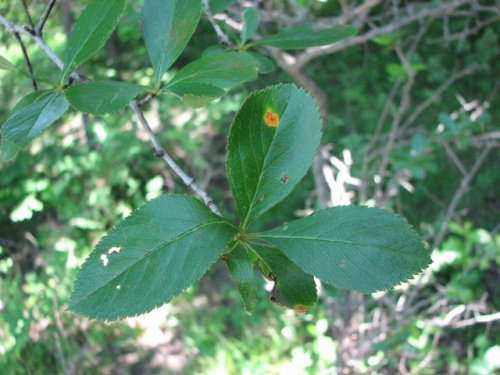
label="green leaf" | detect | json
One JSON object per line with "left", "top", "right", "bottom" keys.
{"left": 143, "top": 0, "right": 202, "bottom": 85}
{"left": 258, "top": 206, "right": 431, "bottom": 293}
{"left": 165, "top": 52, "right": 258, "bottom": 106}
{"left": 252, "top": 243, "right": 317, "bottom": 311}
{"left": 1, "top": 90, "right": 69, "bottom": 156}
{"left": 226, "top": 84, "right": 322, "bottom": 226}
{"left": 225, "top": 245, "right": 257, "bottom": 312}
{"left": 209, "top": 0, "right": 237, "bottom": 14}
{"left": 0, "top": 55, "right": 17, "bottom": 71}
{"left": 61, "top": 0, "right": 126, "bottom": 80}
{"left": 248, "top": 52, "right": 275, "bottom": 74}
{"left": 165, "top": 82, "right": 225, "bottom": 108}
{"left": 69, "top": 195, "right": 236, "bottom": 320}
{"left": 254, "top": 24, "right": 357, "bottom": 49}
{"left": 241, "top": 7, "right": 260, "bottom": 43}
{"left": 64, "top": 81, "right": 143, "bottom": 114}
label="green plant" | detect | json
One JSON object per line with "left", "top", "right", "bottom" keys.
{"left": 0, "top": 0, "right": 431, "bottom": 321}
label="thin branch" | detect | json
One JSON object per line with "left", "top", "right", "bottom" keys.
{"left": 13, "top": 32, "right": 38, "bottom": 91}
{"left": 202, "top": 0, "right": 232, "bottom": 46}
{"left": 36, "top": 0, "right": 58, "bottom": 36}
{"left": 0, "top": 14, "right": 221, "bottom": 216}
{"left": 432, "top": 143, "right": 494, "bottom": 249}
{"left": 294, "top": 0, "right": 471, "bottom": 68}
{"left": 21, "top": 0, "right": 35, "bottom": 30}
{"left": 129, "top": 102, "right": 221, "bottom": 215}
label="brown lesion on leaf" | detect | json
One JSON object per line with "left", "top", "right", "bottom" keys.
{"left": 280, "top": 173, "right": 289, "bottom": 184}
{"left": 263, "top": 109, "right": 279, "bottom": 127}
{"left": 294, "top": 304, "right": 309, "bottom": 313}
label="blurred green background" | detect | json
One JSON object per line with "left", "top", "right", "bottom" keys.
{"left": 1, "top": 0, "right": 499, "bottom": 374}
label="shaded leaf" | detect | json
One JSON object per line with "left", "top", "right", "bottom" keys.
{"left": 226, "top": 84, "right": 322, "bottom": 226}
{"left": 241, "top": 7, "right": 260, "bottom": 43}
{"left": 252, "top": 243, "right": 317, "bottom": 310}
{"left": 225, "top": 245, "right": 257, "bottom": 312}
{"left": 166, "top": 52, "right": 258, "bottom": 106}
{"left": 70, "top": 195, "right": 236, "bottom": 320}
{"left": 248, "top": 51, "right": 275, "bottom": 74}
{"left": 0, "top": 55, "right": 17, "bottom": 71}
{"left": 62, "top": 0, "right": 126, "bottom": 80}
{"left": 143, "top": 0, "right": 202, "bottom": 85}
{"left": 64, "top": 81, "right": 143, "bottom": 114}
{"left": 1, "top": 90, "right": 69, "bottom": 158}
{"left": 259, "top": 206, "right": 431, "bottom": 293}
{"left": 254, "top": 24, "right": 357, "bottom": 49}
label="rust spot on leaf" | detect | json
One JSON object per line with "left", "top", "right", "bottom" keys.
{"left": 264, "top": 110, "right": 279, "bottom": 127}
{"left": 294, "top": 304, "right": 309, "bottom": 313}
{"left": 280, "top": 174, "right": 289, "bottom": 184}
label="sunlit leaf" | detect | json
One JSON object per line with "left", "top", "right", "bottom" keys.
{"left": 143, "top": 0, "right": 202, "bottom": 85}
{"left": 64, "top": 81, "right": 144, "bottom": 114}
{"left": 226, "top": 84, "right": 322, "bottom": 226}
{"left": 1, "top": 90, "right": 69, "bottom": 160}
{"left": 258, "top": 206, "right": 431, "bottom": 293}
{"left": 166, "top": 52, "right": 258, "bottom": 106}
{"left": 70, "top": 195, "right": 236, "bottom": 320}
{"left": 62, "top": 0, "right": 126, "bottom": 80}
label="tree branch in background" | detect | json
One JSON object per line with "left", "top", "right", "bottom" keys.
{"left": 129, "top": 102, "right": 221, "bottom": 215}
{"left": 202, "top": 0, "right": 232, "bottom": 46}
{"left": 21, "top": 0, "right": 35, "bottom": 30}
{"left": 432, "top": 143, "right": 494, "bottom": 249}
{"left": 36, "top": 0, "right": 58, "bottom": 36}
{"left": 0, "top": 14, "right": 221, "bottom": 216}
{"left": 13, "top": 32, "right": 38, "bottom": 91}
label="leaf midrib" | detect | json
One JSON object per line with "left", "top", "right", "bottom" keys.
{"left": 71, "top": 220, "right": 232, "bottom": 306}
{"left": 259, "top": 234, "right": 415, "bottom": 255}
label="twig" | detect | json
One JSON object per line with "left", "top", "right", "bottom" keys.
{"left": 129, "top": 102, "right": 221, "bottom": 215}
{"left": 294, "top": 0, "right": 471, "bottom": 68}
{"left": 13, "top": 32, "right": 38, "bottom": 91}
{"left": 202, "top": 0, "right": 232, "bottom": 46}
{"left": 432, "top": 143, "right": 494, "bottom": 249}
{"left": 36, "top": 0, "right": 58, "bottom": 36}
{"left": 21, "top": 0, "right": 35, "bottom": 30}
{"left": 0, "top": 14, "right": 221, "bottom": 216}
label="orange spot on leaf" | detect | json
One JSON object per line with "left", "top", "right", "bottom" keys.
{"left": 264, "top": 110, "right": 279, "bottom": 127}
{"left": 294, "top": 304, "right": 309, "bottom": 313}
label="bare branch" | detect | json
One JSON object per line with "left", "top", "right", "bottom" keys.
{"left": 202, "top": 0, "right": 232, "bottom": 46}
{"left": 129, "top": 102, "right": 221, "bottom": 215}
{"left": 13, "top": 32, "right": 38, "bottom": 91}
{"left": 36, "top": 0, "right": 58, "bottom": 36}
{"left": 432, "top": 143, "right": 495, "bottom": 249}
{"left": 294, "top": 0, "right": 471, "bottom": 68}
{"left": 21, "top": 0, "right": 35, "bottom": 30}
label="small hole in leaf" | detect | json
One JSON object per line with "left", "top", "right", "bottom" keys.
{"left": 264, "top": 110, "right": 279, "bottom": 127}
{"left": 100, "top": 254, "right": 109, "bottom": 267}
{"left": 116, "top": 285, "right": 121, "bottom": 289}
{"left": 280, "top": 174, "right": 289, "bottom": 184}
{"left": 108, "top": 246, "right": 121, "bottom": 254}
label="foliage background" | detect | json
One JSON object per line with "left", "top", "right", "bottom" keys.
{"left": 0, "top": 0, "right": 499, "bottom": 374}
